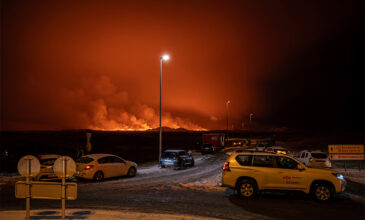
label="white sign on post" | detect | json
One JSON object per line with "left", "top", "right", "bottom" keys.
{"left": 53, "top": 156, "right": 76, "bottom": 178}
{"left": 17, "top": 155, "right": 40, "bottom": 177}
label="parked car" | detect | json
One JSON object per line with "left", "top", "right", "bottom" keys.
{"left": 75, "top": 153, "right": 137, "bottom": 181}
{"left": 265, "top": 146, "right": 289, "bottom": 155}
{"left": 35, "top": 154, "right": 61, "bottom": 181}
{"left": 160, "top": 150, "right": 194, "bottom": 169}
{"left": 297, "top": 150, "right": 331, "bottom": 168}
{"left": 222, "top": 152, "right": 346, "bottom": 202}
{"left": 200, "top": 143, "right": 216, "bottom": 154}
{"left": 254, "top": 139, "right": 275, "bottom": 151}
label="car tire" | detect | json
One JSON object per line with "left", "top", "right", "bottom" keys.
{"left": 312, "top": 183, "right": 333, "bottom": 202}
{"left": 237, "top": 179, "right": 257, "bottom": 199}
{"left": 127, "top": 167, "right": 136, "bottom": 177}
{"left": 93, "top": 171, "right": 104, "bottom": 182}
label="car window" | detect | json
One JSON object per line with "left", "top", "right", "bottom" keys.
{"left": 112, "top": 156, "right": 124, "bottom": 163}
{"left": 76, "top": 157, "right": 94, "bottom": 164}
{"left": 98, "top": 157, "right": 107, "bottom": 164}
{"left": 98, "top": 156, "right": 113, "bottom": 164}
{"left": 300, "top": 152, "right": 305, "bottom": 158}
{"left": 311, "top": 153, "right": 328, "bottom": 159}
{"left": 305, "top": 153, "right": 308, "bottom": 158}
{"left": 179, "top": 151, "right": 186, "bottom": 156}
{"left": 40, "top": 158, "right": 58, "bottom": 165}
{"left": 276, "top": 157, "right": 299, "bottom": 169}
{"left": 162, "top": 152, "right": 177, "bottom": 158}
{"left": 236, "top": 155, "right": 252, "bottom": 166}
{"left": 252, "top": 155, "right": 273, "bottom": 168}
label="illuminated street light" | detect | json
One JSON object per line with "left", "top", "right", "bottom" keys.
{"left": 159, "top": 54, "right": 169, "bottom": 163}
{"left": 162, "top": 54, "right": 170, "bottom": 61}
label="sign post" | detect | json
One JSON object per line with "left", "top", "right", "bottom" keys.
{"left": 62, "top": 158, "right": 66, "bottom": 220}
{"left": 16, "top": 155, "right": 76, "bottom": 220}
{"left": 53, "top": 156, "right": 76, "bottom": 220}
{"left": 17, "top": 155, "right": 41, "bottom": 220}
{"left": 329, "top": 145, "right": 364, "bottom": 171}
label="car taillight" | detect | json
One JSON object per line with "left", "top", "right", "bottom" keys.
{"left": 173, "top": 156, "right": 178, "bottom": 160}
{"left": 223, "top": 161, "right": 230, "bottom": 171}
{"left": 85, "top": 165, "right": 94, "bottom": 170}
{"left": 309, "top": 157, "right": 313, "bottom": 162}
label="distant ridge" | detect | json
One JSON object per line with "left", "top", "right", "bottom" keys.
{"left": 148, "top": 126, "right": 190, "bottom": 132}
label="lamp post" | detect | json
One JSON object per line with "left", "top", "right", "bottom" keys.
{"left": 159, "top": 54, "right": 169, "bottom": 163}
{"left": 249, "top": 113, "right": 254, "bottom": 141}
{"left": 226, "top": 100, "right": 231, "bottom": 137}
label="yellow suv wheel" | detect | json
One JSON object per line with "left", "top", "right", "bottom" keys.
{"left": 237, "top": 179, "right": 257, "bottom": 199}
{"left": 313, "top": 183, "right": 333, "bottom": 202}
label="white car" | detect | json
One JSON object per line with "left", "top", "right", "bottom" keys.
{"left": 35, "top": 154, "right": 61, "bottom": 180}
{"left": 297, "top": 150, "right": 331, "bottom": 168}
{"left": 75, "top": 153, "right": 137, "bottom": 181}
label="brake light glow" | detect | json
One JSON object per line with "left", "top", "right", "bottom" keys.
{"left": 85, "top": 165, "right": 94, "bottom": 170}
{"left": 173, "top": 156, "right": 178, "bottom": 160}
{"left": 223, "top": 161, "right": 230, "bottom": 171}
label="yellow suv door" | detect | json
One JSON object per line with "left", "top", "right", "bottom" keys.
{"left": 250, "top": 155, "right": 276, "bottom": 189}
{"left": 270, "top": 156, "right": 308, "bottom": 190}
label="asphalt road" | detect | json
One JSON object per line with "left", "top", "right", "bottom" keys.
{"left": 1, "top": 153, "right": 364, "bottom": 220}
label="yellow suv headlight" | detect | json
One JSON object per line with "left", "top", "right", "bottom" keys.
{"left": 332, "top": 173, "right": 345, "bottom": 180}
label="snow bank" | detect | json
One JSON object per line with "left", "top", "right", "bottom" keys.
{"left": 177, "top": 170, "right": 225, "bottom": 191}
{"left": 137, "top": 165, "right": 162, "bottom": 175}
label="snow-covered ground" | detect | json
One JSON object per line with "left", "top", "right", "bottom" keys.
{"left": 2, "top": 154, "right": 364, "bottom": 189}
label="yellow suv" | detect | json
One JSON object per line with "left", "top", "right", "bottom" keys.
{"left": 222, "top": 152, "right": 346, "bottom": 201}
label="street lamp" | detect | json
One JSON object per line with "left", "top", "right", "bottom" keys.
{"left": 226, "top": 100, "right": 231, "bottom": 136}
{"left": 159, "top": 54, "right": 169, "bottom": 163}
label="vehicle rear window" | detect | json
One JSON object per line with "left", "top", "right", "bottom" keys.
{"left": 236, "top": 155, "right": 252, "bottom": 166}
{"left": 76, "top": 157, "right": 94, "bottom": 163}
{"left": 40, "top": 158, "right": 57, "bottom": 165}
{"left": 252, "top": 155, "right": 273, "bottom": 168}
{"left": 311, "top": 153, "right": 328, "bottom": 159}
{"left": 162, "top": 152, "right": 177, "bottom": 158}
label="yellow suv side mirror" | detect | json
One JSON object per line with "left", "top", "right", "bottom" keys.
{"left": 297, "top": 164, "right": 305, "bottom": 170}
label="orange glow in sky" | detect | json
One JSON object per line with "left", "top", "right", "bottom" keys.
{"left": 1, "top": 0, "right": 362, "bottom": 131}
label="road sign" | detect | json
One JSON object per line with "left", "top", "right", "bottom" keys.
{"left": 15, "top": 181, "right": 77, "bottom": 200}
{"left": 53, "top": 156, "right": 76, "bottom": 178}
{"left": 329, "top": 154, "right": 364, "bottom": 161}
{"left": 328, "top": 145, "right": 364, "bottom": 154}
{"left": 17, "top": 155, "right": 40, "bottom": 177}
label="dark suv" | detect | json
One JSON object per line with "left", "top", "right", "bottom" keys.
{"left": 160, "top": 150, "right": 194, "bottom": 169}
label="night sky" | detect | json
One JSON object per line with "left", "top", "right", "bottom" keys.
{"left": 1, "top": 0, "right": 364, "bottom": 131}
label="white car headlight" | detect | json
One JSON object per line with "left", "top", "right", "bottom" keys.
{"left": 333, "top": 173, "right": 345, "bottom": 180}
